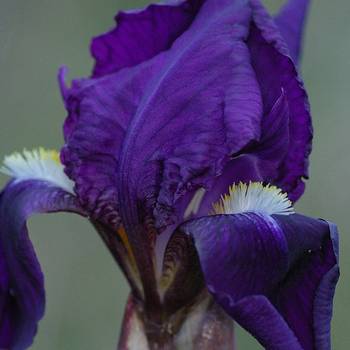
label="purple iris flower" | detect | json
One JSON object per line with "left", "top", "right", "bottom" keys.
{"left": 0, "top": 0, "right": 339, "bottom": 349}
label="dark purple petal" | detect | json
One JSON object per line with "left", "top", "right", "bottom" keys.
{"left": 182, "top": 213, "right": 289, "bottom": 299}
{"left": 0, "top": 180, "right": 82, "bottom": 349}
{"left": 117, "top": 0, "right": 262, "bottom": 231}
{"left": 196, "top": 91, "right": 290, "bottom": 217}
{"left": 59, "top": 60, "right": 158, "bottom": 225}
{"left": 60, "top": 0, "right": 314, "bottom": 311}
{"left": 91, "top": 0, "right": 204, "bottom": 77}
{"left": 80, "top": 0, "right": 264, "bottom": 309}
{"left": 271, "top": 215, "right": 339, "bottom": 350}
{"left": 59, "top": 49, "right": 170, "bottom": 307}
{"left": 181, "top": 213, "right": 339, "bottom": 349}
{"left": 232, "top": 296, "right": 302, "bottom": 349}
{"left": 61, "top": 0, "right": 313, "bottom": 227}
{"left": 275, "top": 0, "right": 311, "bottom": 65}
{"left": 248, "top": 0, "right": 312, "bottom": 201}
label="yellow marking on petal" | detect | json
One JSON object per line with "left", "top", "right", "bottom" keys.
{"left": 117, "top": 227, "right": 139, "bottom": 274}
{"left": 212, "top": 181, "right": 294, "bottom": 216}
{"left": 117, "top": 227, "right": 144, "bottom": 298}
{"left": 38, "top": 147, "right": 61, "bottom": 164}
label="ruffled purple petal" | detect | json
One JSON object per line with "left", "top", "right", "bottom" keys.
{"left": 0, "top": 180, "right": 82, "bottom": 349}
{"left": 117, "top": 0, "right": 262, "bottom": 231}
{"left": 196, "top": 91, "right": 290, "bottom": 217}
{"left": 181, "top": 213, "right": 339, "bottom": 349}
{"left": 157, "top": 0, "right": 312, "bottom": 220}
{"left": 76, "top": 0, "right": 263, "bottom": 308}
{"left": 61, "top": 0, "right": 313, "bottom": 230}
{"left": 247, "top": 0, "right": 312, "bottom": 201}
{"left": 91, "top": 0, "right": 204, "bottom": 77}
{"left": 275, "top": 0, "right": 311, "bottom": 65}
{"left": 60, "top": 32, "right": 181, "bottom": 305}
{"left": 59, "top": 0, "right": 314, "bottom": 308}
{"left": 59, "top": 60, "right": 159, "bottom": 225}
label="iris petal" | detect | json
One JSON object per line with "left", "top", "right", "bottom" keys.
{"left": 196, "top": 91, "right": 290, "bottom": 217}
{"left": 233, "top": 295, "right": 302, "bottom": 349}
{"left": 91, "top": 0, "right": 204, "bottom": 77}
{"left": 61, "top": 0, "right": 313, "bottom": 229}
{"left": 117, "top": 0, "right": 262, "bottom": 230}
{"left": 181, "top": 213, "right": 339, "bottom": 349}
{"left": 272, "top": 215, "right": 339, "bottom": 350}
{"left": 59, "top": 0, "right": 315, "bottom": 317}
{"left": 60, "top": 60, "right": 158, "bottom": 224}
{"left": 275, "top": 0, "right": 311, "bottom": 65}
{"left": 0, "top": 180, "right": 82, "bottom": 349}
{"left": 248, "top": 0, "right": 312, "bottom": 201}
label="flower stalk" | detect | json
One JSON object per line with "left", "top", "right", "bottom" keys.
{"left": 118, "top": 293, "right": 234, "bottom": 350}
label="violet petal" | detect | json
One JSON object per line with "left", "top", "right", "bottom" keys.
{"left": 60, "top": 61, "right": 158, "bottom": 224}
{"left": 181, "top": 213, "right": 339, "bottom": 349}
{"left": 117, "top": 0, "right": 262, "bottom": 231}
{"left": 0, "top": 180, "right": 82, "bottom": 349}
{"left": 91, "top": 0, "right": 204, "bottom": 77}
{"left": 275, "top": 0, "right": 311, "bottom": 65}
{"left": 196, "top": 91, "right": 290, "bottom": 217}
{"left": 248, "top": 0, "right": 312, "bottom": 201}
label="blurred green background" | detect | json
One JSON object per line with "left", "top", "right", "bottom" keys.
{"left": 0, "top": 0, "right": 349, "bottom": 348}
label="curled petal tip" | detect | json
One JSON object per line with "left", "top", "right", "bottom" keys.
{"left": 58, "top": 66, "right": 70, "bottom": 102}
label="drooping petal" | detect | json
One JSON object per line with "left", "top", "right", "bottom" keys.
{"left": 91, "top": 0, "right": 204, "bottom": 77}
{"left": 0, "top": 180, "right": 82, "bottom": 350}
{"left": 275, "top": 0, "right": 311, "bottom": 65}
{"left": 247, "top": 0, "right": 312, "bottom": 201}
{"left": 232, "top": 296, "right": 302, "bottom": 349}
{"left": 272, "top": 215, "right": 339, "bottom": 350}
{"left": 181, "top": 213, "right": 339, "bottom": 349}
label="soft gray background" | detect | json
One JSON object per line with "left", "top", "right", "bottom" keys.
{"left": 0, "top": 0, "right": 349, "bottom": 348}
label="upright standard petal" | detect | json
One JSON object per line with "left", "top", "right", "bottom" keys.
{"left": 91, "top": 0, "right": 204, "bottom": 77}
{"left": 181, "top": 213, "right": 339, "bottom": 349}
{"left": 275, "top": 0, "right": 311, "bottom": 65}
{"left": 59, "top": 61, "right": 158, "bottom": 225}
{"left": 105, "top": 0, "right": 263, "bottom": 306}
{"left": 117, "top": 0, "right": 261, "bottom": 229}
{"left": 194, "top": 91, "right": 290, "bottom": 217}
{"left": 248, "top": 0, "right": 312, "bottom": 201}
{"left": 0, "top": 180, "right": 81, "bottom": 350}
